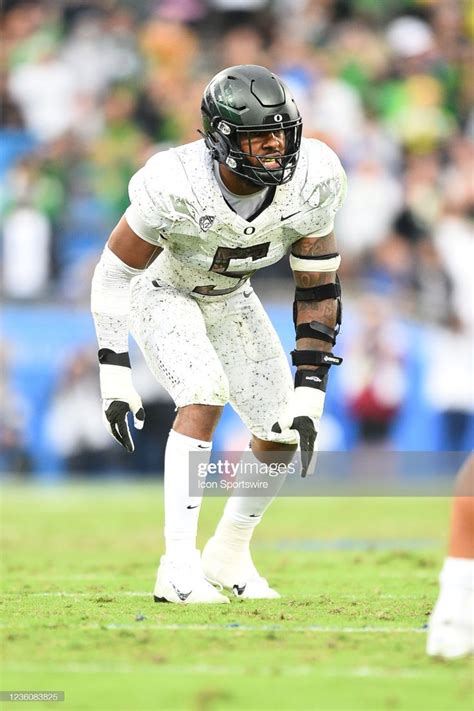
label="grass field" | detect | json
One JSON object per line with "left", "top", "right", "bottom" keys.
{"left": 1, "top": 484, "right": 473, "bottom": 711}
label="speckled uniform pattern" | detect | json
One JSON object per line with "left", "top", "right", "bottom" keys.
{"left": 93, "top": 312, "right": 130, "bottom": 353}
{"left": 129, "top": 277, "right": 297, "bottom": 444}
{"left": 125, "top": 137, "right": 347, "bottom": 298}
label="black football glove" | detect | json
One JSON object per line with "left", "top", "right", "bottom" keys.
{"left": 271, "top": 388, "right": 323, "bottom": 477}
{"left": 99, "top": 360, "right": 145, "bottom": 452}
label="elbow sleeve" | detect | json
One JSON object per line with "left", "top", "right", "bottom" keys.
{"left": 91, "top": 245, "right": 143, "bottom": 352}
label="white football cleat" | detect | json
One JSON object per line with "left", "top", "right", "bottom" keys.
{"left": 202, "top": 536, "right": 280, "bottom": 599}
{"left": 426, "top": 586, "right": 474, "bottom": 659}
{"left": 153, "top": 550, "right": 230, "bottom": 604}
{"left": 426, "top": 559, "right": 474, "bottom": 659}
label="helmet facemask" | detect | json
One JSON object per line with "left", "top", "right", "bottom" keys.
{"left": 221, "top": 119, "right": 302, "bottom": 186}
{"left": 205, "top": 117, "right": 303, "bottom": 188}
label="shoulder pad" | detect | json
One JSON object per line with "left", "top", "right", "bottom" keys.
{"left": 128, "top": 143, "right": 202, "bottom": 233}
{"left": 300, "top": 138, "right": 347, "bottom": 212}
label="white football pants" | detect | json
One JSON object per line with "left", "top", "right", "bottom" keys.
{"left": 129, "top": 277, "right": 297, "bottom": 444}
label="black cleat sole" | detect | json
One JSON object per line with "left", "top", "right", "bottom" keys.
{"left": 153, "top": 595, "right": 171, "bottom": 603}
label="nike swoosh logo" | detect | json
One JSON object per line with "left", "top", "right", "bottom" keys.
{"left": 233, "top": 583, "right": 247, "bottom": 597}
{"left": 243, "top": 291, "right": 252, "bottom": 298}
{"left": 197, "top": 444, "right": 210, "bottom": 449}
{"left": 171, "top": 583, "right": 192, "bottom": 601}
{"left": 186, "top": 505, "right": 199, "bottom": 509}
{"left": 281, "top": 211, "right": 300, "bottom": 221}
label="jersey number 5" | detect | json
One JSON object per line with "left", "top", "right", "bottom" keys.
{"left": 193, "top": 242, "right": 270, "bottom": 296}
{"left": 210, "top": 243, "right": 270, "bottom": 277}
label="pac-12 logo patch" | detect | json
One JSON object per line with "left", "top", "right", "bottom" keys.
{"left": 199, "top": 215, "right": 215, "bottom": 232}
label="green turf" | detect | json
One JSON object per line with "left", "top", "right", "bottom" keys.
{"left": 1, "top": 484, "right": 472, "bottom": 711}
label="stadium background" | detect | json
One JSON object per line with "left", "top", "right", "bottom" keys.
{"left": 1, "top": 0, "right": 473, "bottom": 478}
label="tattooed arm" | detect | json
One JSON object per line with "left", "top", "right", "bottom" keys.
{"left": 272, "top": 230, "right": 342, "bottom": 476}
{"left": 291, "top": 231, "right": 339, "bottom": 367}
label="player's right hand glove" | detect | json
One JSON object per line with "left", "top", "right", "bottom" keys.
{"left": 98, "top": 349, "right": 145, "bottom": 452}
{"left": 271, "top": 387, "right": 323, "bottom": 477}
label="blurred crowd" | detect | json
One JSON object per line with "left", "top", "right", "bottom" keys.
{"left": 1, "top": 0, "right": 473, "bottom": 474}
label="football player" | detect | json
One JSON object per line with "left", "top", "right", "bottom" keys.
{"left": 427, "top": 454, "right": 474, "bottom": 658}
{"left": 91, "top": 65, "right": 346, "bottom": 603}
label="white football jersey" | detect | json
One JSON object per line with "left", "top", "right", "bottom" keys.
{"left": 125, "top": 137, "right": 346, "bottom": 297}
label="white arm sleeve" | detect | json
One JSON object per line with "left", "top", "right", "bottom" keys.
{"left": 91, "top": 245, "right": 143, "bottom": 353}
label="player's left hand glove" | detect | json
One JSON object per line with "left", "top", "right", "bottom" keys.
{"left": 271, "top": 388, "right": 324, "bottom": 477}
{"left": 99, "top": 349, "right": 145, "bottom": 453}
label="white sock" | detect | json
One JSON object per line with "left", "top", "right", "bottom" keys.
{"left": 440, "top": 557, "right": 474, "bottom": 589}
{"left": 435, "top": 557, "right": 474, "bottom": 619}
{"left": 164, "top": 429, "right": 212, "bottom": 563}
{"left": 214, "top": 447, "right": 290, "bottom": 553}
